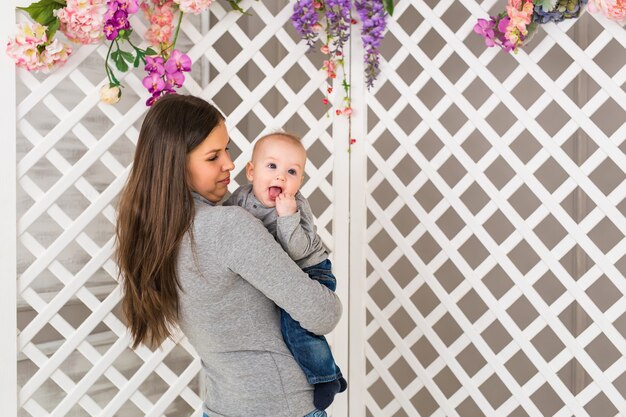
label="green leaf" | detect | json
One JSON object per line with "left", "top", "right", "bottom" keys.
{"left": 110, "top": 50, "right": 119, "bottom": 62}
{"left": 45, "top": 18, "right": 60, "bottom": 41}
{"left": 17, "top": 0, "right": 65, "bottom": 26}
{"left": 134, "top": 52, "right": 141, "bottom": 68}
{"left": 383, "top": 0, "right": 394, "bottom": 16}
{"left": 115, "top": 55, "right": 129, "bottom": 72}
{"left": 109, "top": 69, "right": 120, "bottom": 86}
{"left": 145, "top": 47, "right": 157, "bottom": 56}
{"left": 534, "top": 0, "right": 558, "bottom": 11}
{"left": 120, "top": 51, "right": 134, "bottom": 63}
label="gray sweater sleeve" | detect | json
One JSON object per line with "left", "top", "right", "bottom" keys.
{"left": 214, "top": 206, "right": 342, "bottom": 335}
{"left": 275, "top": 194, "right": 319, "bottom": 262}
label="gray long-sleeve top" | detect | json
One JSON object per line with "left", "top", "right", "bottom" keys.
{"left": 176, "top": 193, "right": 342, "bottom": 417}
{"left": 225, "top": 184, "right": 327, "bottom": 268}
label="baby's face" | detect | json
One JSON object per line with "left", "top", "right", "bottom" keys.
{"left": 246, "top": 136, "right": 306, "bottom": 208}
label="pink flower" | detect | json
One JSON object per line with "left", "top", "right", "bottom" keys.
{"left": 55, "top": 0, "right": 106, "bottom": 45}
{"left": 165, "top": 70, "right": 185, "bottom": 88}
{"left": 39, "top": 39, "right": 73, "bottom": 73}
{"left": 117, "top": 0, "right": 139, "bottom": 14}
{"left": 6, "top": 22, "right": 72, "bottom": 72}
{"left": 174, "top": 0, "right": 212, "bottom": 14}
{"left": 145, "top": 55, "right": 165, "bottom": 75}
{"left": 323, "top": 59, "right": 336, "bottom": 78}
{"left": 142, "top": 0, "right": 175, "bottom": 46}
{"left": 503, "top": 0, "right": 534, "bottom": 50}
{"left": 588, "top": 0, "right": 626, "bottom": 21}
{"left": 142, "top": 72, "right": 166, "bottom": 93}
{"left": 343, "top": 107, "right": 352, "bottom": 116}
{"left": 165, "top": 49, "right": 191, "bottom": 73}
{"left": 320, "top": 44, "right": 329, "bottom": 54}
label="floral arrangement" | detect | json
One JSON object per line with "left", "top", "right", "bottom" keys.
{"left": 474, "top": 0, "right": 625, "bottom": 54}
{"left": 7, "top": 0, "right": 391, "bottom": 107}
{"left": 291, "top": 0, "right": 387, "bottom": 117}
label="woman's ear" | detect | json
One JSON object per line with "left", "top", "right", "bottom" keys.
{"left": 245, "top": 161, "right": 254, "bottom": 182}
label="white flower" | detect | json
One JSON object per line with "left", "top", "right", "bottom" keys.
{"left": 100, "top": 84, "right": 121, "bottom": 104}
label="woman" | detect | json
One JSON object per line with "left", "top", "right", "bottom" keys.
{"left": 116, "top": 94, "right": 342, "bottom": 417}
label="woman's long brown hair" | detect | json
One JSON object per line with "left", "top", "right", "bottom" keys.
{"left": 116, "top": 95, "right": 224, "bottom": 349}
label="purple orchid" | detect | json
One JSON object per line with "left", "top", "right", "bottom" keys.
{"left": 164, "top": 49, "right": 192, "bottom": 74}
{"left": 142, "top": 50, "right": 192, "bottom": 106}
{"left": 145, "top": 55, "right": 165, "bottom": 75}
{"left": 165, "top": 70, "right": 185, "bottom": 88}
{"left": 103, "top": 0, "right": 137, "bottom": 40}
{"left": 142, "top": 72, "right": 165, "bottom": 94}
{"left": 474, "top": 18, "right": 496, "bottom": 47}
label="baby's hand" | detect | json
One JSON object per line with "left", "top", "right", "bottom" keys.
{"left": 275, "top": 193, "right": 297, "bottom": 216}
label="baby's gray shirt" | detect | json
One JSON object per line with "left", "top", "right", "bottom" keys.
{"left": 225, "top": 184, "right": 328, "bottom": 269}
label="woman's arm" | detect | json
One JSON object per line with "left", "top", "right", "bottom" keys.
{"left": 213, "top": 206, "right": 342, "bottom": 335}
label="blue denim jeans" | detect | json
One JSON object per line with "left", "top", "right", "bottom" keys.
{"left": 280, "top": 259, "right": 343, "bottom": 385}
{"left": 203, "top": 411, "right": 325, "bottom": 417}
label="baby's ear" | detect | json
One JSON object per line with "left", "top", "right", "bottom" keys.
{"left": 245, "top": 161, "right": 254, "bottom": 182}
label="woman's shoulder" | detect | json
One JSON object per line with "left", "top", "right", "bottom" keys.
{"left": 194, "top": 203, "right": 260, "bottom": 231}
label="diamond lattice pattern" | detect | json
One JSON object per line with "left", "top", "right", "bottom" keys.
{"left": 15, "top": 1, "right": 339, "bottom": 416}
{"left": 362, "top": 1, "right": 625, "bottom": 416}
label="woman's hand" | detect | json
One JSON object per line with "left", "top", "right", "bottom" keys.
{"left": 275, "top": 193, "right": 297, "bottom": 216}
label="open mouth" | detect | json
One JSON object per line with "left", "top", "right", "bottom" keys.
{"left": 268, "top": 186, "right": 283, "bottom": 201}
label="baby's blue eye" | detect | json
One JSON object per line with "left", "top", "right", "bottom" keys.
{"left": 268, "top": 163, "right": 276, "bottom": 169}
{"left": 288, "top": 169, "right": 297, "bottom": 175}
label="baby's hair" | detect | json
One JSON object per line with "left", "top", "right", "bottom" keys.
{"left": 252, "top": 131, "right": 306, "bottom": 158}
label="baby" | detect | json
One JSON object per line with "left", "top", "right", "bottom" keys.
{"left": 225, "top": 132, "right": 347, "bottom": 409}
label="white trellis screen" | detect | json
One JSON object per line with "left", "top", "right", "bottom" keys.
{"left": 351, "top": 0, "right": 625, "bottom": 416}
{"left": 3, "top": 0, "right": 626, "bottom": 416}
{"left": 5, "top": 0, "right": 351, "bottom": 416}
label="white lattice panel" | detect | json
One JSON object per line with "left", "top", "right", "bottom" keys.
{"left": 6, "top": 0, "right": 626, "bottom": 416}
{"left": 10, "top": 1, "right": 349, "bottom": 416}
{"left": 355, "top": 0, "right": 626, "bottom": 416}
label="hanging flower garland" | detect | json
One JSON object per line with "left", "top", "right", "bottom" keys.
{"left": 291, "top": 0, "right": 388, "bottom": 117}
{"left": 6, "top": 0, "right": 391, "bottom": 107}
{"left": 474, "top": 0, "right": 626, "bottom": 54}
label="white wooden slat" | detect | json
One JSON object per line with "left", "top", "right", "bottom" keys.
{"left": 19, "top": 233, "right": 201, "bottom": 413}
{"left": 48, "top": 333, "right": 132, "bottom": 417}
{"left": 0, "top": 0, "right": 17, "bottom": 415}
{"left": 376, "top": 25, "right": 626, "bottom": 324}
{"left": 408, "top": 4, "right": 626, "bottom": 242}
{"left": 348, "top": 15, "right": 368, "bottom": 417}
{"left": 20, "top": 286, "right": 122, "bottom": 401}
{"left": 144, "top": 358, "right": 202, "bottom": 417}
{"left": 21, "top": 342, "right": 103, "bottom": 416}
{"left": 16, "top": 43, "right": 101, "bottom": 118}
{"left": 97, "top": 338, "right": 178, "bottom": 417}
{"left": 366, "top": 93, "right": 625, "bottom": 410}
{"left": 18, "top": 166, "right": 129, "bottom": 292}
{"left": 360, "top": 3, "right": 625, "bottom": 416}
{"left": 18, "top": 103, "right": 144, "bottom": 231}
{"left": 18, "top": 237, "right": 114, "bottom": 347}
{"left": 9, "top": 1, "right": 625, "bottom": 416}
